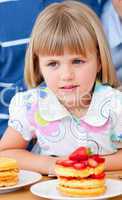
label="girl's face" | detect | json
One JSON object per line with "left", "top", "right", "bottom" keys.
{"left": 39, "top": 50, "right": 100, "bottom": 109}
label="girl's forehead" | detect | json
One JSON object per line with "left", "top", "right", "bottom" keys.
{"left": 39, "top": 50, "right": 97, "bottom": 60}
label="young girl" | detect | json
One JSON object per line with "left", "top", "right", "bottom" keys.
{"left": 0, "top": 1, "right": 122, "bottom": 175}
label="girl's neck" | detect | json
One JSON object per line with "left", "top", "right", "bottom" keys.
{"left": 59, "top": 91, "right": 93, "bottom": 118}
{"left": 68, "top": 106, "right": 88, "bottom": 118}
{"left": 67, "top": 97, "right": 91, "bottom": 118}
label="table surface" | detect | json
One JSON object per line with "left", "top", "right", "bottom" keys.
{"left": 1, "top": 171, "right": 122, "bottom": 200}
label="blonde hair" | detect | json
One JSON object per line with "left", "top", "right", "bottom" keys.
{"left": 24, "top": 0, "right": 119, "bottom": 88}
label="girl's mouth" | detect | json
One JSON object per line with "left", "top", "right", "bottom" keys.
{"left": 60, "top": 85, "right": 79, "bottom": 92}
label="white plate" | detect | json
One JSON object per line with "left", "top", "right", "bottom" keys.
{"left": 30, "top": 179, "right": 122, "bottom": 200}
{"left": 0, "top": 170, "right": 42, "bottom": 194}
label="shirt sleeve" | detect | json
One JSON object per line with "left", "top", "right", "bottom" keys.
{"left": 110, "top": 89, "right": 122, "bottom": 144}
{"left": 8, "top": 92, "right": 33, "bottom": 141}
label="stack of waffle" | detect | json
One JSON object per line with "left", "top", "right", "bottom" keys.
{"left": 55, "top": 147, "right": 106, "bottom": 197}
{"left": 0, "top": 157, "right": 19, "bottom": 187}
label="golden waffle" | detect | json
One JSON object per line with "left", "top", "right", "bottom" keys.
{"left": 55, "top": 163, "right": 105, "bottom": 178}
{"left": 0, "top": 157, "right": 19, "bottom": 187}
{"left": 58, "top": 184, "right": 106, "bottom": 197}
{"left": 0, "top": 157, "right": 19, "bottom": 171}
{"left": 0, "top": 177, "right": 19, "bottom": 187}
{"left": 58, "top": 177, "right": 105, "bottom": 189}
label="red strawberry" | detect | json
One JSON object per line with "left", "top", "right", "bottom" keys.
{"left": 90, "top": 155, "right": 105, "bottom": 163}
{"left": 73, "top": 161, "right": 87, "bottom": 170}
{"left": 56, "top": 159, "right": 76, "bottom": 167}
{"left": 80, "top": 160, "right": 88, "bottom": 165}
{"left": 90, "top": 172, "right": 106, "bottom": 179}
{"left": 88, "top": 158, "right": 98, "bottom": 168}
{"left": 56, "top": 160, "right": 64, "bottom": 165}
{"left": 69, "top": 146, "right": 92, "bottom": 161}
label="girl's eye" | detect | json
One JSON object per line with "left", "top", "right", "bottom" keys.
{"left": 72, "top": 59, "right": 85, "bottom": 64}
{"left": 47, "top": 61, "right": 58, "bottom": 67}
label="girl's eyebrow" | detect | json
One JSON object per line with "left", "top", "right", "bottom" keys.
{"left": 47, "top": 56, "right": 85, "bottom": 60}
{"left": 70, "top": 55, "right": 88, "bottom": 59}
{"left": 42, "top": 54, "right": 88, "bottom": 62}
{"left": 70, "top": 56, "right": 88, "bottom": 61}
{"left": 47, "top": 59, "right": 59, "bottom": 62}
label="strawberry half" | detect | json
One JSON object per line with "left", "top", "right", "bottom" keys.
{"left": 56, "top": 159, "right": 76, "bottom": 167}
{"left": 88, "top": 158, "right": 98, "bottom": 168}
{"left": 90, "top": 155, "right": 105, "bottom": 163}
{"left": 69, "top": 146, "right": 92, "bottom": 161}
{"left": 90, "top": 172, "right": 106, "bottom": 179}
{"left": 73, "top": 161, "right": 87, "bottom": 170}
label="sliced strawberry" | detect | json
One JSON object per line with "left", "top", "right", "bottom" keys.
{"left": 88, "top": 158, "right": 98, "bottom": 168}
{"left": 80, "top": 160, "right": 88, "bottom": 165}
{"left": 90, "top": 172, "right": 106, "bottom": 179}
{"left": 69, "top": 146, "right": 91, "bottom": 161}
{"left": 56, "top": 159, "right": 76, "bottom": 167}
{"left": 56, "top": 160, "right": 64, "bottom": 165}
{"left": 73, "top": 161, "right": 87, "bottom": 170}
{"left": 62, "top": 160, "right": 76, "bottom": 167}
{"left": 90, "top": 155, "right": 105, "bottom": 163}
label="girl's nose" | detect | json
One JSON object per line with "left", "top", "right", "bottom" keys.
{"left": 60, "top": 65, "right": 74, "bottom": 81}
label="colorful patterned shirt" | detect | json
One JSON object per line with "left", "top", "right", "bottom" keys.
{"left": 8, "top": 82, "right": 122, "bottom": 156}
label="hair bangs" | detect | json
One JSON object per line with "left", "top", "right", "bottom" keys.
{"left": 33, "top": 12, "right": 97, "bottom": 57}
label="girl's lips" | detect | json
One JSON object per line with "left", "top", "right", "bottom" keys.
{"left": 63, "top": 85, "right": 77, "bottom": 89}
{"left": 59, "top": 85, "right": 79, "bottom": 92}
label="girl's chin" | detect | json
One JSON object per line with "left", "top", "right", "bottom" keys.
{"left": 59, "top": 99, "right": 81, "bottom": 109}
{"left": 57, "top": 91, "right": 91, "bottom": 109}
{"left": 59, "top": 97, "right": 90, "bottom": 110}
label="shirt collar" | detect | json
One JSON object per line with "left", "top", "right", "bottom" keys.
{"left": 38, "top": 82, "right": 112, "bottom": 126}
{"left": 38, "top": 85, "right": 70, "bottom": 121}
{"left": 102, "top": 0, "right": 122, "bottom": 48}
{"left": 82, "top": 82, "right": 111, "bottom": 126}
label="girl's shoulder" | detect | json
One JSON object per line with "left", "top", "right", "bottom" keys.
{"left": 83, "top": 82, "right": 122, "bottom": 127}
{"left": 94, "top": 82, "right": 122, "bottom": 108}
{"left": 12, "top": 88, "right": 39, "bottom": 104}
{"left": 94, "top": 82, "right": 122, "bottom": 96}
{"left": 9, "top": 83, "right": 49, "bottom": 109}
{"left": 9, "top": 86, "right": 41, "bottom": 109}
